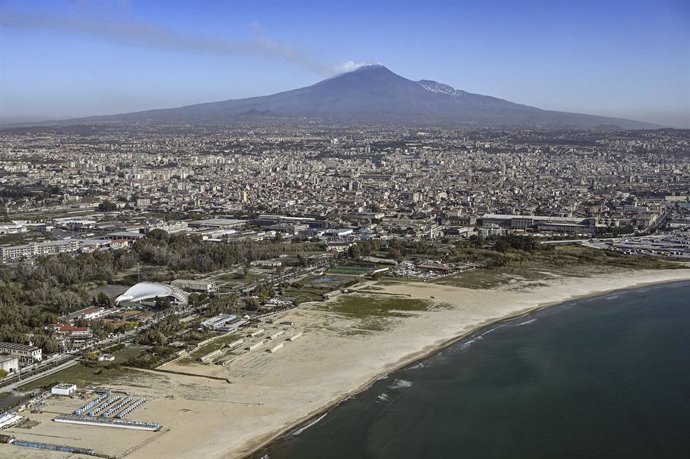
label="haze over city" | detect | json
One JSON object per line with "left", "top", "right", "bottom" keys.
{"left": 1, "top": 0, "right": 688, "bottom": 126}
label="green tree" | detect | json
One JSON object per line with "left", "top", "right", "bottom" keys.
{"left": 154, "top": 296, "right": 172, "bottom": 311}
{"left": 97, "top": 200, "right": 117, "bottom": 212}
{"left": 93, "top": 292, "right": 113, "bottom": 307}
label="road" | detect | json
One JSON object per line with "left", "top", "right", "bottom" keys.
{"left": 0, "top": 357, "right": 79, "bottom": 393}
{"left": 0, "top": 262, "right": 328, "bottom": 393}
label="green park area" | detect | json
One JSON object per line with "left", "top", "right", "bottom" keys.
{"left": 315, "top": 294, "right": 438, "bottom": 334}
{"left": 326, "top": 265, "right": 370, "bottom": 276}
{"left": 18, "top": 364, "right": 135, "bottom": 392}
{"left": 436, "top": 244, "right": 683, "bottom": 290}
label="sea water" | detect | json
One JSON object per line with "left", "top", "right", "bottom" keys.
{"left": 261, "top": 282, "right": 690, "bottom": 459}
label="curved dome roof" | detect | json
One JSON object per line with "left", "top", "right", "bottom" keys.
{"left": 115, "top": 282, "right": 187, "bottom": 304}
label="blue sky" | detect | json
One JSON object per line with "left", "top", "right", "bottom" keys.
{"left": 1, "top": 0, "right": 688, "bottom": 126}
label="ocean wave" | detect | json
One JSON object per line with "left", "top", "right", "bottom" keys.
{"left": 377, "top": 393, "right": 390, "bottom": 402}
{"left": 517, "top": 318, "right": 536, "bottom": 326}
{"left": 410, "top": 362, "right": 425, "bottom": 370}
{"left": 481, "top": 324, "right": 505, "bottom": 336}
{"left": 460, "top": 338, "right": 477, "bottom": 350}
{"left": 291, "top": 413, "right": 328, "bottom": 436}
{"left": 389, "top": 379, "right": 414, "bottom": 390}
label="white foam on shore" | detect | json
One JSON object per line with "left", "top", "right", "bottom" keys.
{"left": 389, "top": 379, "right": 414, "bottom": 390}
{"left": 481, "top": 324, "right": 506, "bottom": 336}
{"left": 291, "top": 412, "right": 328, "bottom": 436}
{"left": 517, "top": 318, "right": 537, "bottom": 326}
{"left": 461, "top": 338, "right": 477, "bottom": 349}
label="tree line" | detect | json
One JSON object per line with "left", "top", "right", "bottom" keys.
{"left": 0, "top": 230, "right": 324, "bottom": 353}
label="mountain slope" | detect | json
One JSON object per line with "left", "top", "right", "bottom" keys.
{"left": 78, "top": 65, "right": 657, "bottom": 129}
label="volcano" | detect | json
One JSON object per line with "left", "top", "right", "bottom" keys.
{"left": 77, "top": 65, "right": 656, "bottom": 129}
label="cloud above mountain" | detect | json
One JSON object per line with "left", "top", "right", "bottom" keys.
{"left": 0, "top": 6, "right": 360, "bottom": 77}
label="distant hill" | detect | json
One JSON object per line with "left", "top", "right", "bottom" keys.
{"left": 72, "top": 65, "right": 657, "bottom": 129}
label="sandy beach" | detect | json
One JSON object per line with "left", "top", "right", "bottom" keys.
{"left": 4, "top": 269, "right": 690, "bottom": 459}
{"left": 122, "top": 269, "right": 690, "bottom": 459}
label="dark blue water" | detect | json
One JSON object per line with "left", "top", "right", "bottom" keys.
{"left": 261, "top": 282, "right": 690, "bottom": 459}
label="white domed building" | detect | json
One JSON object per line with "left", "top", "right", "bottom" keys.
{"left": 115, "top": 282, "right": 188, "bottom": 306}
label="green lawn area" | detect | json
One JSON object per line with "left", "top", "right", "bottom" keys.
{"left": 435, "top": 268, "right": 522, "bottom": 289}
{"left": 316, "top": 294, "right": 435, "bottom": 334}
{"left": 0, "top": 393, "right": 31, "bottom": 411}
{"left": 17, "top": 364, "right": 135, "bottom": 392}
{"left": 111, "top": 345, "right": 148, "bottom": 364}
{"left": 327, "top": 265, "right": 370, "bottom": 276}
{"left": 287, "top": 285, "right": 328, "bottom": 295}
{"left": 320, "top": 294, "right": 432, "bottom": 318}
{"left": 284, "top": 289, "right": 322, "bottom": 304}
{"left": 285, "top": 275, "right": 357, "bottom": 304}
{"left": 215, "top": 272, "right": 259, "bottom": 283}
{"left": 113, "top": 265, "right": 191, "bottom": 285}
{"left": 436, "top": 245, "right": 683, "bottom": 290}
{"left": 545, "top": 245, "right": 681, "bottom": 270}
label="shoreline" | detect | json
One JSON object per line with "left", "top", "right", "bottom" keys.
{"left": 239, "top": 275, "right": 690, "bottom": 459}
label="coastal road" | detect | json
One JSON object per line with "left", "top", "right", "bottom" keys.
{"left": 0, "top": 357, "right": 79, "bottom": 393}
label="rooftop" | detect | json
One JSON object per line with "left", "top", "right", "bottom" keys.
{"left": 115, "top": 282, "right": 188, "bottom": 304}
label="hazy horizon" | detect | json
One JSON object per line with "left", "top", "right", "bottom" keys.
{"left": 1, "top": 0, "right": 689, "bottom": 127}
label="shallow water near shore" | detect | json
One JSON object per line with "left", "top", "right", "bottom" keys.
{"left": 260, "top": 281, "right": 690, "bottom": 459}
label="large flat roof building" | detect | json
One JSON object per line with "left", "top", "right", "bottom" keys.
{"left": 0, "top": 342, "right": 42, "bottom": 363}
{"left": 171, "top": 279, "right": 218, "bottom": 293}
{"left": 0, "top": 240, "right": 83, "bottom": 263}
{"left": 478, "top": 214, "right": 597, "bottom": 235}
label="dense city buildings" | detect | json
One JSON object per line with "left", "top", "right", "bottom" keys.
{"left": 1, "top": 124, "right": 689, "bottom": 260}
{"left": 0, "top": 122, "right": 689, "bottom": 458}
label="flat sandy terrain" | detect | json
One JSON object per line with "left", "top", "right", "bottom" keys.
{"left": 2, "top": 269, "right": 689, "bottom": 459}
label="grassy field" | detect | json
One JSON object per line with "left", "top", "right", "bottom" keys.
{"left": 87, "top": 283, "right": 129, "bottom": 299}
{"left": 17, "top": 364, "right": 135, "bottom": 392}
{"left": 284, "top": 289, "right": 322, "bottom": 304}
{"left": 316, "top": 294, "right": 437, "bottom": 334}
{"left": 0, "top": 393, "right": 31, "bottom": 411}
{"left": 16, "top": 345, "right": 148, "bottom": 391}
{"left": 284, "top": 275, "right": 356, "bottom": 304}
{"left": 320, "top": 295, "right": 432, "bottom": 318}
{"left": 111, "top": 345, "right": 148, "bottom": 364}
{"left": 112, "top": 265, "right": 195, "bottom": 285}
{"left": 437, "top": 245, "right": 683, "bottom": 290}
{"left": 327, "top": 265, "right": 370, "bottom": 276}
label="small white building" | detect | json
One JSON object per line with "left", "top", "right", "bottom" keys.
{"left": 51, "top": 383, "right": 77, "bottom": 396}
{"left": 0, "top": 355, "right": 19, "bottom": 374}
